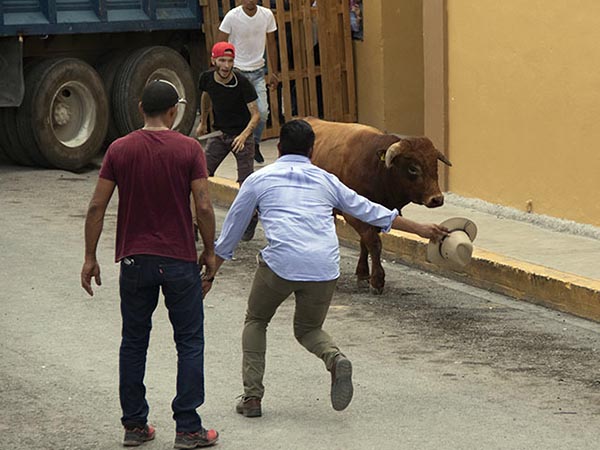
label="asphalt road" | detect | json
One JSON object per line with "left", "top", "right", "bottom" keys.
{"left": 1, "top": 162, "right": 600, "bottom": 450}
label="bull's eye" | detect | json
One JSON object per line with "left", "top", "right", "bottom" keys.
{"left": 407, "top": 165, "right": 421, "bottom": 177}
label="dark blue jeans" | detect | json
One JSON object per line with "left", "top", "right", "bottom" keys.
{"left": 119, "top": 254, "right": 205, "bottom": 432}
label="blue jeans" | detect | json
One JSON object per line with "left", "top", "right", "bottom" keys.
{"left": 119, "top": 255, "right": 205, "bottom": 433}
{"left": 239, "top": 67, "right": 269, "bottom": 144}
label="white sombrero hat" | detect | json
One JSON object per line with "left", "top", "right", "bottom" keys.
{"left": 426, "top": 217, "right": 478, "bottom": 269}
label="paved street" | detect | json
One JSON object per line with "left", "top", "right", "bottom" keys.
{"left": 1, "top": 162, "right": 600, "bottom": 449}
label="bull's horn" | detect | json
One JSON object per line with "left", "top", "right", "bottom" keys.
{"left": 437, "top": 150, "right": 452, "bottom": 166}
{"left": 385, "top": 140, "right": 410, "bottom": 168}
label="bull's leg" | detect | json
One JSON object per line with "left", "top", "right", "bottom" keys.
{"left": 362, "top": 228, "right": 385, "bottom": 294}
{"left": 356, "top": 238, "right": 370, "bottom": 289}
{"left": 344, "top": 215, "right": 383, "bottom": 292}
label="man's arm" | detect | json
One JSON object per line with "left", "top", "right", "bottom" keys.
{"left": 191, "top": 178, "right": 217, "bottom": 291}
{"left": 390, "top": 216, "right": 448, "bottom": 241}
{"left": 195, "top": 91, "right": 212, "bottom": 137}
{"left": 216, "top": 30, "right": 229, "bottom": 43}
{"left": 232, "top": 100, "right": 260, "bottom": 153}
{"left": 214, "top": 255, "right": 226, "bottom": 276}
{"left": 214, "top": 180, "right": 258, "bottom": 262}
{"left": 81, "top": 177, "right": 116, "bottom": 296}
{"left": 266, "top": 31, "right": 280, "bottom": 89}
{"left": 332, "top": 176, "right": 448, "bottom": 241}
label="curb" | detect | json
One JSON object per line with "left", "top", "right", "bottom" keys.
{"left": 208, "top": 176, "right": 600, "bottom": 323}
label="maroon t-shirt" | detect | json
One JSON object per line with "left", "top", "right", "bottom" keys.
{"left": 99, "top": 130, "right": 208, "bottom": 263}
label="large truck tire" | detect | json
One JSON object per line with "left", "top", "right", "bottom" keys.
{"left": 0, "top": 61, "right": 49, "bottom": 166}
{"left": 0, "top": 109, "right": 22, "bottom": 164}
{"left": 0, "top": 140, "right": 10, "bottom": 163}
{"left": 112, "top": 46, "right": 197, "bottom": 136}
{"left": 16, "top": 58, "right": 109, "bottom": 171}
{"left": 0, "top": 107, "right": 37, "bottom": 166}
{"left": 96, "top": 51, "right": 130, "bottom": 147}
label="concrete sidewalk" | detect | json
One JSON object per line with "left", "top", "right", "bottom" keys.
{"left": 206, "top": 138, "right": 600, "bottom": 322}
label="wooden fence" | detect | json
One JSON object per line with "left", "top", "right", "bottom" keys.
{"left": 199, "top": 0, "right": 357, "bottom": 139}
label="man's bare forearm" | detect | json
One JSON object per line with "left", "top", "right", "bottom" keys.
{"left": 391, "top": 216, "right": 421, "bottom": 234}
{"left": 241, "top": 101, "right": 260, "bottom": 138}
{"left": 391, "top": 215, "right": 449, "bottom": 241}
{"left": 84, "top": 203, "right": 105, "bottom": 261}
{"left": 215, "top": 255, "right": 225, "bottom": 272}
{"left": 266, "top": 32, "right": 279, "bottom": 78}
{"left": 216, "top": 30, "right": 229, "bottom": 43}
{"left": 83, "top": 178, "right": 115, "bottom": 262}
{"left": 193, "top": 183, "right": 216, "bottom": 252}
{"left": 196, "top": 207, "right": 216, "bottom": 253}
{"left": 200, "top": 91, "right": 212, "bottom": 127}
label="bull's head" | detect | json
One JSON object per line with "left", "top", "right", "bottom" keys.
{"left": 380, "top": 137, "right": 452, "bottom": 208}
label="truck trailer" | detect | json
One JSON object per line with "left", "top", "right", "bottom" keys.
{"left": 0, "top": 0, "right": 205, "bottom": 170}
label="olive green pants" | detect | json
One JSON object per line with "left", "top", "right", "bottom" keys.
{"left": 242, "top": 258, "right": 340, "bottom": 399}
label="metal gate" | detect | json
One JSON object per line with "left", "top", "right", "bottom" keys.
{"left": 199, "top": 0, "right": 357, "bottom": 139}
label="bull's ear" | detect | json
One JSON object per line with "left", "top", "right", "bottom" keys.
{"left": 437, "top": 150, "right": 452, "bottom": 166}
{"left": 376, "top": 149, "right": 386, "bottom": 162}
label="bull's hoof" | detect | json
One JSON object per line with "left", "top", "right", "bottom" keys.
{"left": 356, "top": 278, "right": 370, "bottom": 289}
{"left": 369, "top": 285, "right": 384, "bottom": 295}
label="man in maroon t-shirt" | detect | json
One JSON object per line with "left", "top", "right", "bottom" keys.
{"left": 81, "top": 80, "right": 219, "bottom": 448}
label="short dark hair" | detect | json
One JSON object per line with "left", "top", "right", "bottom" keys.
{"left": 279, "top": 119, "right": 315, "bottom": 156}
{"left": 141, "top": 80, "right": 186, "bottom": 117}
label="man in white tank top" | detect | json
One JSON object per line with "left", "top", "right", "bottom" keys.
{"left": 218, "top": 0, "right": 279, "bottom": 164}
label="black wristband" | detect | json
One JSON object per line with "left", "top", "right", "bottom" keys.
{"left": 206, "top": 277, "right": 215, "bottom": 282}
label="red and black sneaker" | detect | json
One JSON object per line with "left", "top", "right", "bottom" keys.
{"left": 123, "top": 424, "right": 155, "bottom": 447}
{"left": 174, "top": 428, "right": 219, "bottom": 448}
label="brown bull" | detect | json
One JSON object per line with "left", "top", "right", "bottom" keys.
{"left": 306, "top": 118, "right": 452, "bottom": 293}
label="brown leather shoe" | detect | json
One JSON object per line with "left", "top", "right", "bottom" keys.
{"left": 235, "top": 396, "right": 262, "bottom": 417}
{"left": 330, "top": 354, "right": 353, "bottom": 411}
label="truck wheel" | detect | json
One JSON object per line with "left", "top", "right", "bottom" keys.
{"left": 0, "top": 140, "right": 10, "bottom": 163}
{"left": 96, "top": 51, "right": 130, "bottom": 147}
{"left": 16, "top": 58, "right": 109, "bottom": 171}
{"left": 112, "top": 46, "right": 197, "bottom": 136}
{"left": 0, "top": 60, "right": 49, "bottom": 166}
{"left": 0, "top": 107, "right": 37, "bottom": 166}
{"left": 0, "top": 112, "right": 11, "bottom": 163}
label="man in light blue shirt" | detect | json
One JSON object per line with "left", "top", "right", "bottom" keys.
{"left": 210, "top": 119, "right": 448, "bottom": 417}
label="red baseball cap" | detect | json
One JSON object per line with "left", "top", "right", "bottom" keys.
{"left": 211, "top": 42, "right": 235, "bottom": 59}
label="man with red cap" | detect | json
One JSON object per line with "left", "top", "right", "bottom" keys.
{"left": 217, "top": 0, "right": 279, "bottom": 164}
{"left": 196, "top": 41, "right": 261, "bottom": 241}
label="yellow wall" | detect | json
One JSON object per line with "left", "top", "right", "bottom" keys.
{"left": 354, "top": 0, "right": 384, "bottom": 127}
{"left": 354, "top": 0, "right": 424, "bottom": 134}
{"left": 447, "top": 0, "right": 600, "bottom": 226}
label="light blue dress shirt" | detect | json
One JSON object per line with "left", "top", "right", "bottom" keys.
{"left": 214, "top": 154, "right": 399, "bottom": 281}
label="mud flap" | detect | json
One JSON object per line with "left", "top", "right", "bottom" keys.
{"left": 0, "top": 37, "right": 24, "bottom": 107}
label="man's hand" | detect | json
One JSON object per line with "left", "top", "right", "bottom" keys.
{"left": 416, "top": 223, "right": 449, "bottom": 242}
{"left": 232, "top": 132, "right": 250, "bottom": 153}
{"left": 195, "top": 123, "right": 208, "bottom": 138}
{"left": 199, "top": 249, "right": 216, "bottom": 280}
{"left": 81, "top": 259, "right": 102, "bottom": 296}
{"left": 391, "top": 215, "right": 448, "bottom": 241}
{"left": 83, "top": 177, "right": 114, "bottom": 297}
{"left": 202, "top": 278, "right": 214, "bottom": 295}
{"left": 267, "top": 73, "right": 279, "bottom": 90}
{"left": 199, "top": 249, "right": 217, "bottom": 296}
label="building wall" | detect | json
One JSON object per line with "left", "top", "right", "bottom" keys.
{"left": 354, "top": 0, "right": 424, "bottom": 135}
{"left": 353, "top": 0, "right": 384, "bottom": 128}
{"left": 446, "top": 0, "right": 600, "bottom": 226}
